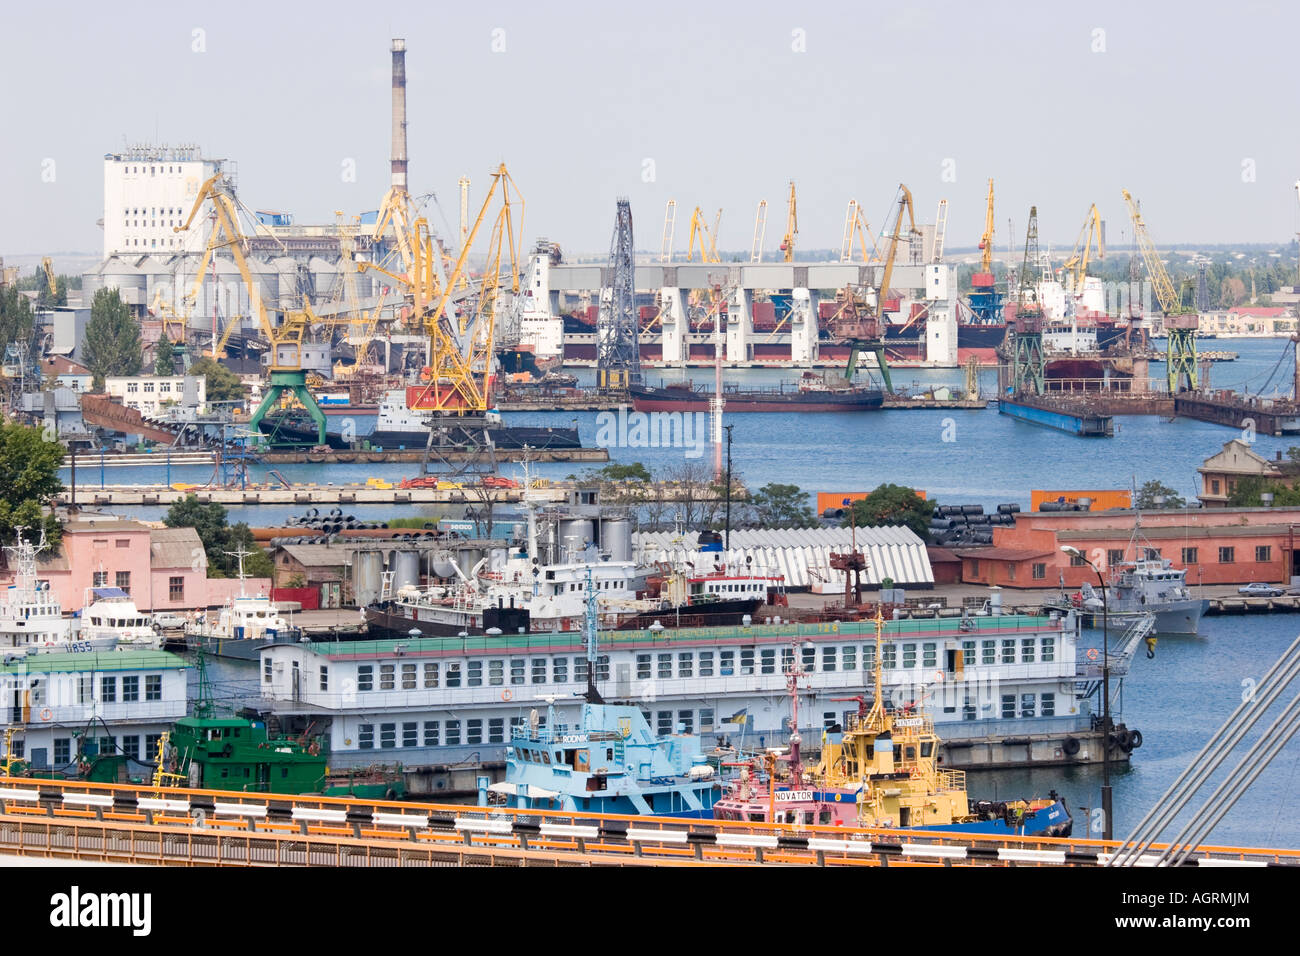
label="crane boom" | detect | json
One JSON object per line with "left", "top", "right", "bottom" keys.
{"left": 686, "top": 207, "right": 721, "bottom": 262}
{"left": 780, "top": 181, "right": 797, "bottom": 262}
{"left": 751, "top": 200, "right": 768, "bottom": 263}
{"left": 1121, "top": 189, "right": 1185, "bottom": 315}
{"left": 979, "top": 179, "right": 995, "bottom": 274}
{"left": 1061, "top": 203, "right": 1104, "bottom": 292}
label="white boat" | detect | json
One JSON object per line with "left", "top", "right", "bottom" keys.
{"left": 0, "top": 531, "right": 117, "bottom": 655}
{"left": 78, "top": 587, "right": 163, "bottom": 650}
{"left": 184, "top": 548, "right": 296, "bottom": 660}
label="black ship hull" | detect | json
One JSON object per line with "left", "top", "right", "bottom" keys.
{"left": 258, "top": 414, "right": 581, "bottom": 451}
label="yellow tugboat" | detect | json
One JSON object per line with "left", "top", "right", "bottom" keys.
{"left": 714, "top": 610, "right": 1072, "bottom": 836}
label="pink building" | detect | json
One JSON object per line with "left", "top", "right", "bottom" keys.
{"left": 1, "top": 516, "right": 270, "bottom": 612}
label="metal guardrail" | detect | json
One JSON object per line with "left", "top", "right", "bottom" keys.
{"left": 0, "top": 778, "right": 1295, "bottom": 869}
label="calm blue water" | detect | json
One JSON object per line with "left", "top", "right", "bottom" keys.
{"left": 982, "top": 614, "right": 1300, "bottom": 850}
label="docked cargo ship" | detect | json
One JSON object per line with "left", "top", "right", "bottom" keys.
{"left": 629, "top": 375, "right": 884, "bottom": 413}
{"left": 258, "top": 388, "right": 581, "bottom": 451}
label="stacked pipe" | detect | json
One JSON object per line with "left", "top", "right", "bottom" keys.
{"left": 929, "top": 503, "right": 1021, "bottom": 547}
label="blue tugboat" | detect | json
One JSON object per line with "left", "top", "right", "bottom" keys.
{"left": 479, "top": 570, "right": 720, "bottom": 818}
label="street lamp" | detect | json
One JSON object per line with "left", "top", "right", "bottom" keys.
{"left": 1061, "top": 544, "right": 1112, "bottom": 841}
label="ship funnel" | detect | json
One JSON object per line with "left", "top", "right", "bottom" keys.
{"left": 390, "top": 38, "right": 408, "bottom": 190}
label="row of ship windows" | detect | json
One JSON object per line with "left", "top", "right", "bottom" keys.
{"left": 356, "top": 709, "right": 720, "bottom": 750}
{"left": 51, "top": 734, "right": 161, "bottom": 766}
{"left": 15, "top": 675, "right": 166, "bottom": 702}
{"left": 349, "top": 692, "right": 1062, "bottom": 751}
{"left": 329, "top": 638, "right": 1059, "bottom": 691}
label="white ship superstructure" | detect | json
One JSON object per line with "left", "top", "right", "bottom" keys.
{"left": 259, "top": 609, "right": 1116, "bottom": 770}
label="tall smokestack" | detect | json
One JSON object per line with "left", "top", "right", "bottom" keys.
{"left": 391, "top": 38, "right": 408, "bottom": 190}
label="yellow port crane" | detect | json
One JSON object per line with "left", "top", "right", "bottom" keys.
{"left": 779, "top": 181, "right": 797, "bottom": 262}
{"left": 399, "top": 163, "right": 524, "bottom": 414}
{"left": 687, "top": 207, "right": 722, "bottom": 263}
{"left": 176, "top": 173, "right": 327, "bottom": 445}
{"left": 978, "top": 179, "right": 996, "bottom": 274}
{"left": 833, "top": 183, "right": 920, "bottom": 392}
{"left": 1122, "top": 188, "right": 1198, "bottom": 391}
{"left": 1061, "top": 203, "right": 1104, "bottom": 292}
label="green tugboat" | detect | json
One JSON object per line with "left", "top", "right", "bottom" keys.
{"left": 159, "top": 653, "right": 405, "bottom": 799}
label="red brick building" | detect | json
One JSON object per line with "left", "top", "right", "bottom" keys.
{"left": 956, "top": 507, "right": 1300, "bottom": 589}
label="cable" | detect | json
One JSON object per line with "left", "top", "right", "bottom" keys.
{"left": 1164, "top": 693, "right": 1300, "bottom": 866}
{"left": 1109, "top": 632, "right": 1300, "bottom": 865}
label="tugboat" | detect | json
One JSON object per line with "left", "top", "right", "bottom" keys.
{"left": 478, "top": 569, "right": 720, "bottom": 817}
{"left": 712, "top": 610, "right": 1073, "bottom": 836}
{"left": 156, "top": 654, "right": 405, "bottom": 798}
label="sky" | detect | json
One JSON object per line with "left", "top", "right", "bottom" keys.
{"left": 3, "top": 0, "right": 1299, "bottom": 260}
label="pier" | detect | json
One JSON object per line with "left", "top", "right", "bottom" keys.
{"left": 2, "top": 779, "right": 1294, "bottom": 868}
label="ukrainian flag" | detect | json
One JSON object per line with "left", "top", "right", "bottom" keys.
{"left": 726, "top": 708, "right": 749, "bottom": 725}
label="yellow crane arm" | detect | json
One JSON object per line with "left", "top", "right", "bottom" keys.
{"left": 877, "top": 184, "right": 920, "bottom": 310}
{"left": 979, "top": 179, "right": 995, "bottom": 274}
{"left": 1062, "top": 204, "right": 1103, "bottom": 290}
{"left": 1121, "top": 189, "right": 1182, "bottom": 314}
{"left": 781, "top": 181, "right": 797, "bottom": 263}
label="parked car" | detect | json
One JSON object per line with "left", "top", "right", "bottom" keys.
{"left": 152, "top": 611, "right": 189, "bottom": 629}
{"left": 1238, "top": 583, "right": 1284, "bottom": 597}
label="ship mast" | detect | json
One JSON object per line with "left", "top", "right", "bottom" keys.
{"left": 583, "top": 566, "right": 603, "bottom": 704}
{"left": 223, "top": 545, "right": 252, "bottom": 598}
{"left": 867, "top": 605, "right": 886, "bottom": 730}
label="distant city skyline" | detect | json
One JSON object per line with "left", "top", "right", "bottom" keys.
{"left": 2, "top": 1, "right": 1298, "bottom": 260}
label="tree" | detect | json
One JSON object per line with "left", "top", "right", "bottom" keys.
{"left": 187, "top": 356, "right": 245, "bottom": 405}
{"left": 154, "top": 336, "right": 176, "bottom": 376}
{"left": 0, "top": 423, "right": 64, "bottom": 548}
{"left": 1228, "top": 476, "right": 1300, "bottom": 508}
{"left": 0, "top": 284, "right": 35, "bottom": 354}
{"left": 83, "top": 288, "right": 142, "bottom": 389}
{"left": 1134, "top": 480, "right": 1185, "bottom": 510}
{"left": 747, "top": 483, "right": 817, "bottom": 527}
{"left": 163, "top": 495, "right": 273, "bottom": 578}
{"left": 850, "top": 483, "right": 934, "bottom": 540}
{"left": 593, "top": 462, "right": 652, "bottom": 484}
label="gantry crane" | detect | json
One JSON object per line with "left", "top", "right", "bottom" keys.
{"left": 832, "top": 184, "right": 921, "bottom": 391}
{"left": 1122, "top": 188, "right": 1198, "bottom": 391}
{"left": 176, "top": 174, "right": 327, "bottom": 445}
{"left": 779, "top": 181, "right": 797, "bottom": 263}
{"left": 399, "top": 163, "right": 523, "bottom": 414}
{"left": 687, "top": 207, "right": 722, "bottom": 262}
{"left": 1010, "top": 206, "right": 1045, "bottom": 395}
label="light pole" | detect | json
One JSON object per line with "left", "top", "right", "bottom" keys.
{"left": 1061, "top": 545, "right": 1112, "bottom": 841}
{"left": 723, "top": 424, "right": 734, "bottom": 550}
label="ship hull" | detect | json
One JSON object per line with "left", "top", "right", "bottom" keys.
{"left": 365, "top": 597, "right": 765, "bottom": 640}
{"left": 258, "top": 415, "right": 581, "bottom": 451}
{"left": 628, "top": 385, "right": 884, "bottom": 414}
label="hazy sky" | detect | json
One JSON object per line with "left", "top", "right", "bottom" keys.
{"left": 3, "top": 0, "right": 1299, "bottom": 259}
